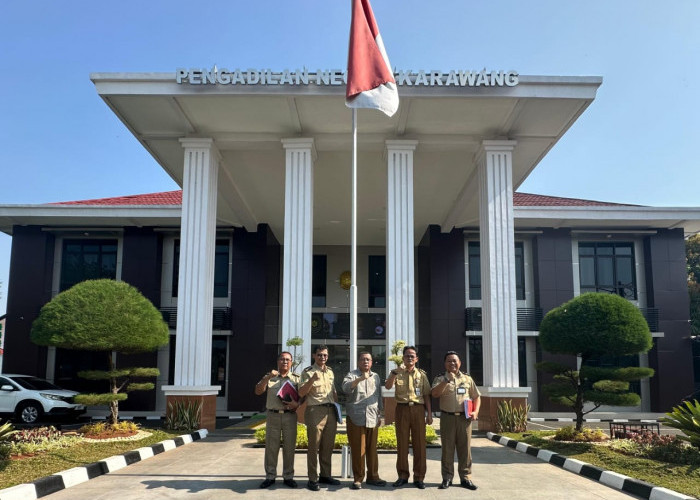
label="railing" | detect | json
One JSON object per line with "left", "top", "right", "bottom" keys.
{"left": 466, "top": 306, "right": 659, "bottom": 333}
{"left": 465, "top": 307, "right": 543, "bottom": 332}
{"left": 638, "top": 308, "right": 659, "bottom": 332}
{"left": 159, "top": 307, "right": 232, "bottom": 330}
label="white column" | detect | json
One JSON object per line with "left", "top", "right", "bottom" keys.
{"left": 162, "top": 138, "right": 220, "bottom": 398}
{"left": 478, "top": 140, "right": 528, "bottom": 395}
{"left": 281, "top": 138, "right": 315, "bottom": 369}
{"left": 386, "top": 140, "right": 418, "bottom": 374}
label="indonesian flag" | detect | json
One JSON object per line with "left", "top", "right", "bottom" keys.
{"left": 345, "top": 0, "right": 399, "bottom": 117}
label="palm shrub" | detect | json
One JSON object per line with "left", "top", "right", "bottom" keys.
{"left": 496, "top": 400, "right": 530, "bottom": 433}
{"left": 0, "top": 420, "right": 15, "bottom": 441}
{"left": 660, "top": 399, "right": 700, "bottom": 448}
{"left": 165, "top": 400, "right": 202, "bottom": 432}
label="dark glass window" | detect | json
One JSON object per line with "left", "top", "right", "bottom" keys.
{"left": 368, "top": 255, "right": 386, "bottom": 308}
{"left": 173, "top": 239, "right": 230, "bottom": 298}
{"left": 312, "top": 255, "right": 327, "bottom": 307}
{"left": 579, "top": 242, "right": 636, "bottom": 299}
{"left": 60, "top": 239, "right": 118, "bottom": 291}
{"left": 468, "top": 337, "right": 527, "bottom": 387}
{"left": 468, "top": 242, "right": 525, "bottom": 301}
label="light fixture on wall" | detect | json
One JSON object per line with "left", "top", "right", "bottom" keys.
{"left": 339, "top": 271, "right": 351, "bottom": 290}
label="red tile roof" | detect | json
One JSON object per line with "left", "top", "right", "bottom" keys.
{"left": 51, "top": 190, "right": 183, "bottom": 206}
{"left": 50, "top": 190, "right": 637, "bottom": 208}
{"left": 513, "top": 192, "right": 638, "bottom": 207}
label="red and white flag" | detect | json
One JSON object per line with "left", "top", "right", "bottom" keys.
{"left": 345, "top": 0, "right": 399, "bottom": 117}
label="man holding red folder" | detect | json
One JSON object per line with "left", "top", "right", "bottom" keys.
{"left": 431, "top": 351, "right": 481, "bottom": 491}
{"left": 254, "top": 351, "right": 301, "bottom": 488}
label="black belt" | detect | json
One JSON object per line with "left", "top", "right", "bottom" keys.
{"left": 397, "top": 402, "right": 423, "bottom": 406}
{"left": 443, "top": 412, "right": 464, "bottom": 415}
{"left": 312, "top": 403, "right": 335, "bottom": 408}
{"left": 268, "top": 409, "right": 295, "bottom": 414}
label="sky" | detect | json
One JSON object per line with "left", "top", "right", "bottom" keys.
{"left": 1, "top": 0, "right": 699, "bottom": 315}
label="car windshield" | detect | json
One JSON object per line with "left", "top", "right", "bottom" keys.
{"left": 11, "top": 376, "right": 62, "bottom": 391}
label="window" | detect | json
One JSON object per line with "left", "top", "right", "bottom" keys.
{"left": 579, "top": 242, "right": 636, "bottom": 299}
{"left": 60, "top": 239, "right": 117, "bottom": 291}
{"left": 468, "top": 337, "right": 527, "bottom": 387}
{"left": 172, "top": 239, "right": 230, "bottom": 297}
{"left": 368, "top": 255, "right": 386, "bottom": 308}
{"left": 312, "top": 255, "right": 327, "bottom": 307}
{"left": 468, "top": 242, "right": 525, "bottom": 301}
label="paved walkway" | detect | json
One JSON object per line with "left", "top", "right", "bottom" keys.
{"left": 40, "top": 426, "right": 639, "bottom": 500}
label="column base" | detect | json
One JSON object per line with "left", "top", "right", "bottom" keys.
{"left": 163, "top": 385, "right": 220, "bottom": 431}
{"left": 477, "top": 387, "right": 531, "bottom": 433}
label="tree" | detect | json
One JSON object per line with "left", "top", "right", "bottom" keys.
{"left": 536, "top": 292, "right": 654, "bottom": 431}
{"left": 31, "top": 279, "right": 169, "bottom": 423}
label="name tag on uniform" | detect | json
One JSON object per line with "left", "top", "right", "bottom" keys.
{"left": 415, "top": 388, "right": 421, "bottom": 396}
{"left": 457, "top": 387, "right": 466, "bottom": 395}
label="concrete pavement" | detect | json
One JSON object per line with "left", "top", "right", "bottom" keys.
{"left": 36, "top": 424, "right": 641, "bottom": 500}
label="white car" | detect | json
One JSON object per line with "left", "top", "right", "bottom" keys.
{"left": 0, "top": 374, "right": 86, "bottom": 424}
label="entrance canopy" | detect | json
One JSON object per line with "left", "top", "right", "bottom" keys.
{"left": 91, "top": 72, "right": 601, "bottom": 244}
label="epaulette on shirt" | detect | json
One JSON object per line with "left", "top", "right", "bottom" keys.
{"left": 418, "top": 368, "right": 428, "bottom": 377}
{"left": 303, "top": 366, "right": 314, "bottom": 372}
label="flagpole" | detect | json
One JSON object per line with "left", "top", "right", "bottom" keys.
{"left": 350, "top": 107, "right": 358, "bottom": 371}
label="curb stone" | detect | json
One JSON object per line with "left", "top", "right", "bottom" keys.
{"left": 0, "top": 429, "right": 208, "bottom": 500}
{"left": 486, "top": 432, "right": 694, "bottom": 500}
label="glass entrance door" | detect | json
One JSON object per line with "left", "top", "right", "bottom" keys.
{"left": 324, "top": 343, "right": 386, "bottom": 403}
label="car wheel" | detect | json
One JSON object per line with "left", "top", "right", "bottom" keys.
{"left": 17, "top": 401, "right": 42, "bottom": 424}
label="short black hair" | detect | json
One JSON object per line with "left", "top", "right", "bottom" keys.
{"left": 278, "top": 351, "right": 293, "bottom": 360}
{"left": 314, "top": 345, "right": 329, "bottom": 354}
{"left": 402, "top": 345, "right": 418, "bottom": 356}
{"left": 444, "top": 350, "right": 460, "bottom": 361}
{"left": 358, "top": 351, "right": 372, "bottom": 360}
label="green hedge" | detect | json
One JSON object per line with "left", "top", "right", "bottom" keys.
{"left": 254, "top": 423, "right": 437, "bottom": 449}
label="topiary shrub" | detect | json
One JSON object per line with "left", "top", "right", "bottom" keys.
{"left": 553, "top": 425, "right": 607, "bottom": 442}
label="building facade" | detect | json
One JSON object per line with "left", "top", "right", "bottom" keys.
{"left": 1, "top": 70, "right": 698, "bottom": 425}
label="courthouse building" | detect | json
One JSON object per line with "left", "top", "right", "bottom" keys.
{"left": 1, "top": 69, "right": 698, "bottom": 427}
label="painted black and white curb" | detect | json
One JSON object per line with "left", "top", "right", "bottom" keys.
{"left": 529, "top": 417, "right": 661, "bottom": 424}
{"left": 486, "top": 432, "right": 693, "bottom": 500}
{"left": 0, "top": 429, "right": 208, "bottom": 500}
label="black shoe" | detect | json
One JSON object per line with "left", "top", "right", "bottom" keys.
{"left": 461, "top": 479, "right": 478, "bottom": 490}
{"left": 350, "top": 482, "right": 361, "bottom": 490}
{"left": 392, "top": 478, "right": 409, "bottom": 487}
{"left": 414, "top": 481, "right": 425, "bottom": 489}
{"left": 366, "top": 479, "right": 387, "bottom": 486}
{"left": 283, "top": 479, "right": 297, "bottom": 488}
{"left": 439, "top": 479, "right": 451, "bottom": 489}
{"left": 319, "top": 476, "right": 341, "bottom": 485}
{"left": 307, "top": 481, "right": 320, "bottom": 491}
{"left": 259, "top": 478, "right": 275, "bottom": 488}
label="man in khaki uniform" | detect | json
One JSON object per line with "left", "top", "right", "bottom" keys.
{"left": 299, "top": 345, "right": 339, "bottom": 491}
{"left": 431, "top": 351, "right": 480, "bottom": 490}
{"left": 385, "top": 345, "right": 433, "bottom": 489}
{"left": 254, "top": 351, "right": 301, "bottom": 488}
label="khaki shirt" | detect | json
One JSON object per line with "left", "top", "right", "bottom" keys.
{"left": 431, "top": 371, "right": 480, "bottom": 413}
{"left": 301, "top": 363, "right": 336, "bottom": 406}
{"left": 264, "top": 372, "right": 301, "bottom": 411}
{"left": 394, "top": 368, "right": 430, "bottom": 404}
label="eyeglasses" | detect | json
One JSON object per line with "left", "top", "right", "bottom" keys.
{"left": 403, "top": 355, "right": 416, "bottom": 359}
{"left": 279, "top": 359, "right": 292, "bottom": 362}
{"left": 316, "top": 353, "right": 328, "bottom": 358}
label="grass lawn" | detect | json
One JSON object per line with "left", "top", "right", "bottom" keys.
{"left": 0, "top": 429, "right": 184, "bottom": 490}
{"left": 501, "top": 431, "right": 700, "bottom": 499}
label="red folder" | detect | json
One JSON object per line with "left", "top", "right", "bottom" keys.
{"left": 277, "top": 380, "right": 299, "bottom": 402}
{"left": 464, "top": 398, "right": 474, "bottom": 418}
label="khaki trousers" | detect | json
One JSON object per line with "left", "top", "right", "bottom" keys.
{"left": 395, "top": 403, "right": 427, "bottom": 481}
{"left": 346, "top": 418, "right": 380, "bottom": 483}
{"left": 305, "top": 405, "right": 337, "bottom": 482}
{"left": 440, "top": 412, "right": 473, "bottom": 481}
{"left": 264, "top": 411, "right": 298, "bottom": 480}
